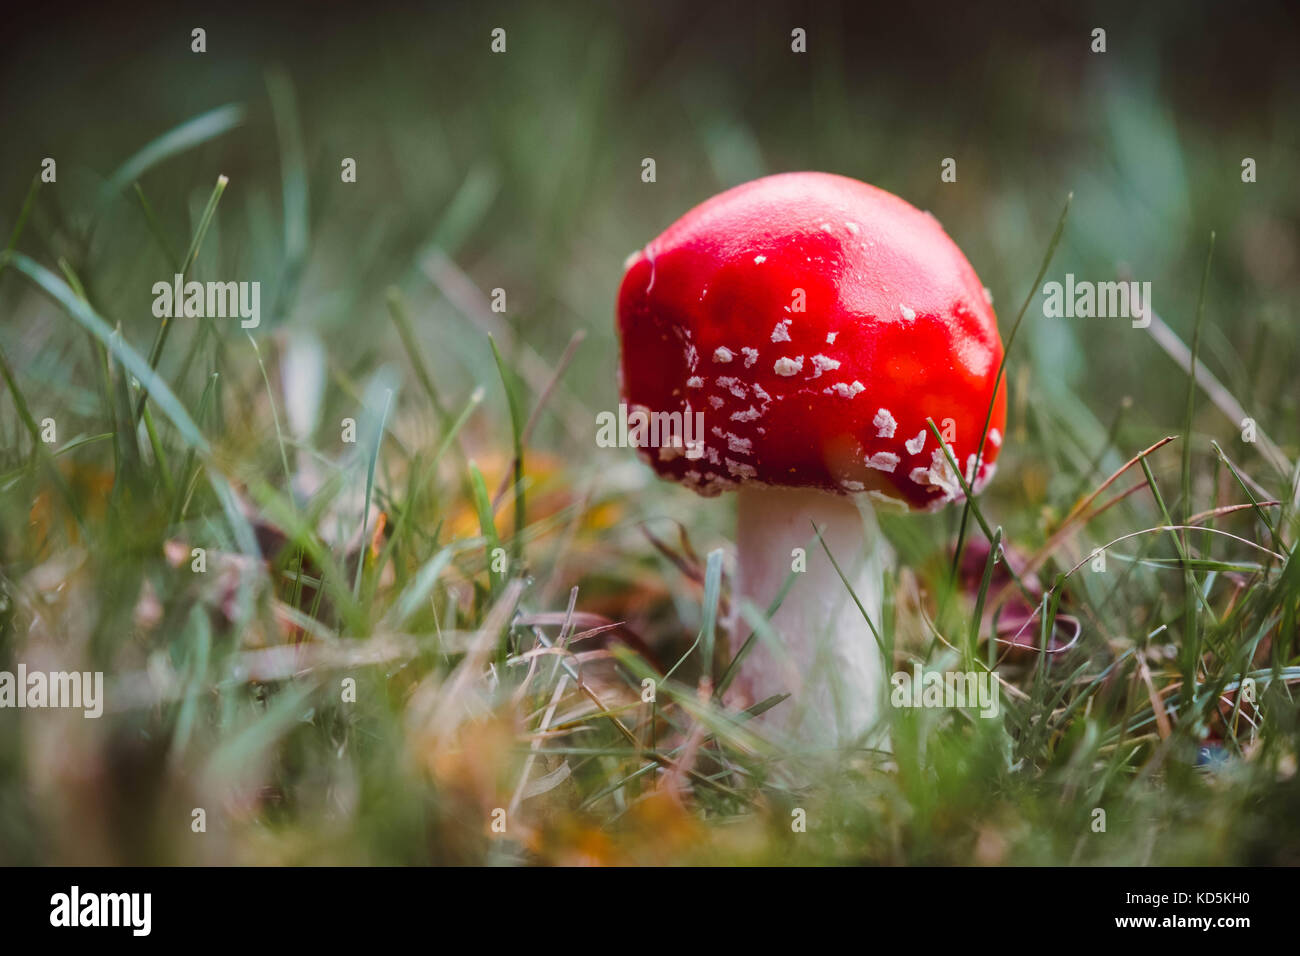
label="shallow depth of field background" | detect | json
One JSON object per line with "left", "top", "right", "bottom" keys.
{"left": 1, "top": 0, "right": 1299, "bottom": 864}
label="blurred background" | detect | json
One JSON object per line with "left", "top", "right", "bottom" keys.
{"left": 4, "top": 0, "right": 1296, "bottom": 464}
{"left": 1, "top": 0, "right": 1298, "bottom": 864}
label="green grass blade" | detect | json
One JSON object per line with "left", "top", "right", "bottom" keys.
{"left": 4, "top": 252, "right": 208, "bottom": 453}
{"left": 489, "top": 335, "right": 526, "bottom": 564}
{"left": 132, "top": 182, "right": 181, "bottom": 271}
{"left": 96, "top": 104, "right": 245, "bottom": 209}
{"left": 813, "top": 521, "right": 883, "bottom": 656}
{"left": 386, "top": 287, "right": 451, "bottom": 424}
{"left": 951, "top": 192, "right": 1072, "bottom": 581}
{"left": 969, "top": 526, "right": 1003, "bottom": 666}
{"left": 135, "top": 174, "right": 229, "bottom": 424}
{"left": 716, "top": 567, "right": 798, "bottom": 696}
{"left": 4, "top": 175, "right": 41, "bottom": 259}
{"left": 353, "top": 387, "right": 394, "bottom": 600}
{"left": 468, "top": 461, "right": 504, "bottom": 597}
{"left": 698, "top": 548, "right": 725, "bottom": 684}
{"left": 267, "top": 69, "right": 309, "bottom": 325}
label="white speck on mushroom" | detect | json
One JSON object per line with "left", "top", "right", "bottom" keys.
{"left": 867, "top": 452, "right": 899, "bottom": 473}
{"left": 989, "top": 428, "right": 1002, "bottom": 448}
{"left": 826, "top": 332, "right": 838, "bottom": 344}
{"left": 708, "top": 395, "right": 724, "bottom": 409}
{"left": 716, "top": 376, "right": 747, "bottom": 398}
{"left": 842, "top": 480, "right": 865, "bottom": 491}
{"left": 909, "top": 467, "right": 932, "bottom": 486}
{"left": 726, "top": 433, "right": 753, "bottom": 454}
{"left": 810, "top": 354, "right": 841, "bottom": 378}
{"left": 904, "top": 430, "right": 927, "bottom": 455}
{"left": 753, "top": 255, "right": 767, "bottom": 264}
{"left": 741, "top": 346, "right": 759, "bottom": 368}
{"left": 873, "top": 408, "right": 897, "bottom": 438}
{"left": 983, "top": 287, "right": 994, "bottom": 304}
{"left": 922, "top": 448, "right": 963, "bottom": 499}
{"left": 752, "top": 383, "right": 772, "bottom": 403}
{"left": 774, "top": 356, "right": 804, "bottom": 376}
{"left": 828, "top": 381, "right": 865, "bottom": 399}
{"left": 725, "top": 458, "right": 757, "bottom": 479}
{"left": 899, "top": 304, "right": 916, "bottom": 321}
{"left": 771, "top": 320, "right": 792, "bottom": 343}
{"left": 687, "top": 376, "right": 704, "bottom": 388}
{"left": 730, "top": 406, "right": 761, "bottom": 422}
{"left": 705, "top": 447, "right": 721, "bottom": 465}
{"left": 845, "top": 221, "right": 860, "bottom": 235}
{"left": 713, "top": 346, "right": 734, "bottom": 363}
{"left": 685, "top": 345, "right": 698, "bottom": 368}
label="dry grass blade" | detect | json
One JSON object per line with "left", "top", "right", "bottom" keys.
{"left": 1139, "top": 299, "right": 1292, "bottom": 478}
{"left": 493, "top": 329, "right": 586, "bottom": 509}
{"left": 509, "top": 674, "right": 570, "bottom": 815}
{"left": 988, "top": 436, "right": 1177, "bottom": 618}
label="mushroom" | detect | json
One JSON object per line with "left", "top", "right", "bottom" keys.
{"left": 616, "top": 172, "right": 1006, "bottom": 746}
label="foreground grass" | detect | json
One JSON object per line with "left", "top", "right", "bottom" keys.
{"left": 2, "top": 73, "right": 1299, "bottom": 865}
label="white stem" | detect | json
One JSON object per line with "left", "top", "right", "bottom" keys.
{"left": 730, "top": 486, "right": 890, "bottom": 747}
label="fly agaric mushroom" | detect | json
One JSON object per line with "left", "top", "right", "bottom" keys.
{"left": 616, "top": 172, "right": 1006, "bottom": 745}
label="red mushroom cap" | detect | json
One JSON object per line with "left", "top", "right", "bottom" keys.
{"left": 616, "top": 171, "right": 1006, "bottom": 511}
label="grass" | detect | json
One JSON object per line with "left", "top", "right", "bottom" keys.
{"left": 2, "top": 4, "right": 1299, "bottom": 865}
